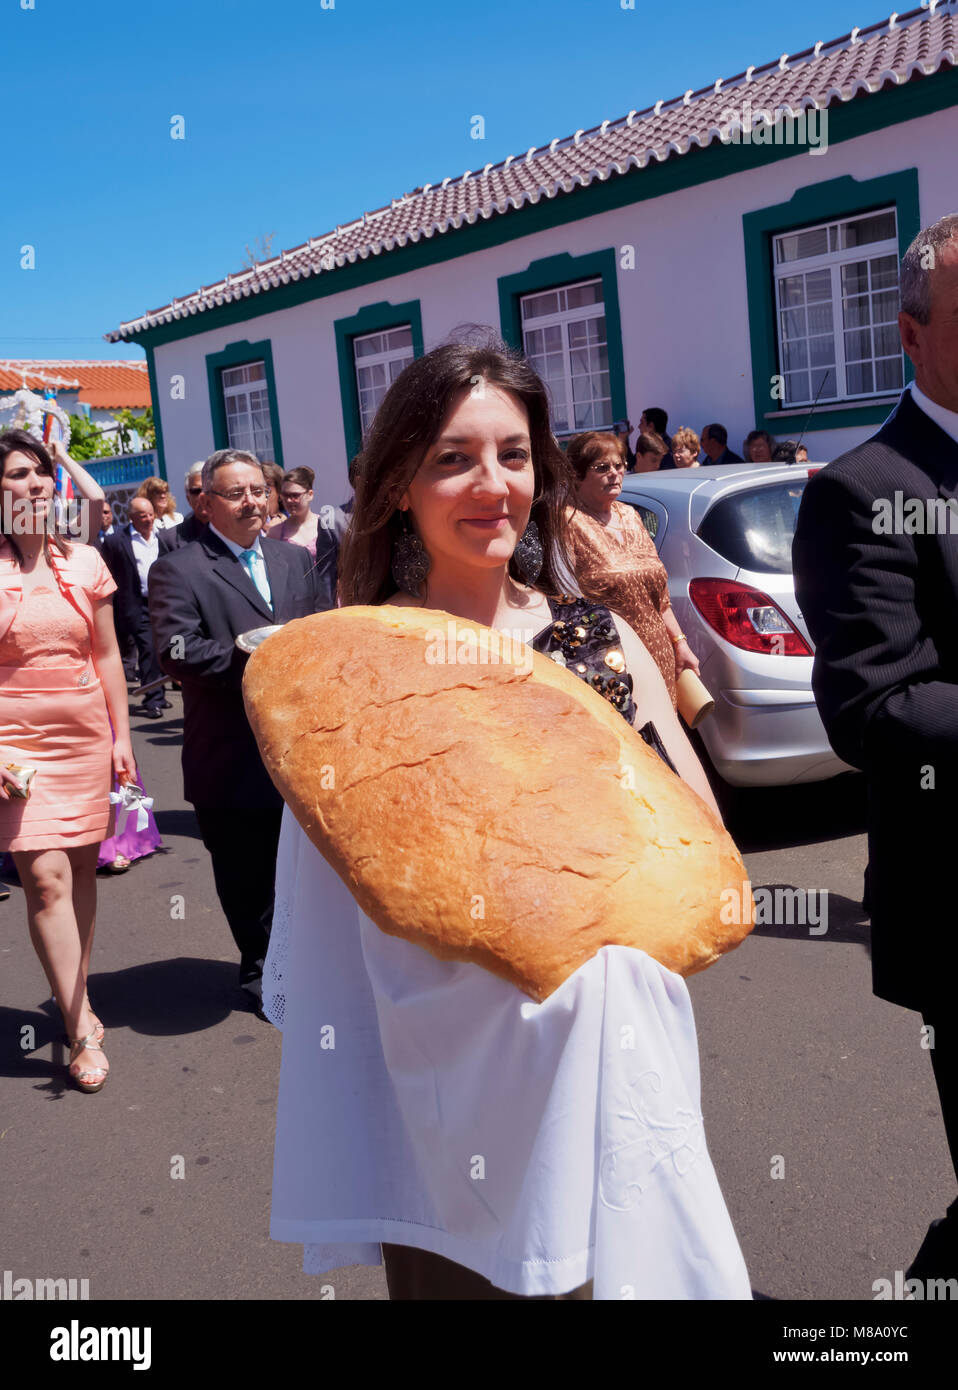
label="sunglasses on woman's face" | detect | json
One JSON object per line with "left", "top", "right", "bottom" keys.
{"left": 589, "top": 460, "right": 626, "bottom": 475}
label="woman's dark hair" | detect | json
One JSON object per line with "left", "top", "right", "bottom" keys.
{"left": 282, "top": 466, "right": 315, "bottom": 492}
{"left": 771, "top": 440, "right": 798, "bottom": 464}
{"left": 337, "top": 334, "right": 578, "bottom": 606}
{"left": 0, "top": 428, "right": 70, "bottom": 563}
{"left": 565, "top": 430, "right": 626, "bottom": 482}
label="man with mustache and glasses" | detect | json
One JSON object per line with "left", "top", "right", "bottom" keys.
{"left": 148, "top": 449, "right": 326, "bottom": 1009}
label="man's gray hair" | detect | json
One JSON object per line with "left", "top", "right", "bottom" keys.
{"left": 900, "top": 212, "right": 958, "bottom": 325}
{"left": 200, "top": 449, "right": 264, "bottom": 493}
{"left": 185, "top": 461, "right": 205, "bottom": 482}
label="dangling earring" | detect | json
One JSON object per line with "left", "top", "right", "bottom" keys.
{"left": 390, "top": 508, "right": 430, "bottom": 596}
{"left": 513, "top": 517, "right": 544, "bottom": 584}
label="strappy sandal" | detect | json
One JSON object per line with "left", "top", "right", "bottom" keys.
{"left": 68, "top": 1030, "right": 109, "bottom": 1093}
{"left": 60, "top": 1015, "right": 104, "bottom": 1047}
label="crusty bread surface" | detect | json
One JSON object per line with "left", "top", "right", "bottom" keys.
{"left": 243, "top": 606, "right": 753, "bottom": 1000}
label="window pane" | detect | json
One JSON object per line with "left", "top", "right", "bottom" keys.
{"left": 844, "top": 329, "right": 872, "bottom": 362}
{"left": 779, "top": 276, "right": 806, "bottom": 308}
{"left": 781, "top": 308, "right": 806, "bottom": 339}
{"left": 847, "top": 361, "right": 874, "bottom": 394}
{"left": 354, "top": 333, "right": 383, "bottom": 358}
{"left": 809, "top": 335, "right": 835, "bottom": 368}
{"left": 873, "top": 290, "right": 899, "bottom": 322}
{"left": 810, "top": 366, "right": 835, "bottom": 398}
{"left": 870, "top": 256, "right": 899, "bottom": 291}
{"left": 841, "top": 262, "right": 871, "bottom": 296}
{"left": 783, "top": 340, "right": 808, "bottom": 372}
{"left": 841, "top": 211, "right": 896, "bottom": 248}
{"left": 775, "top": 225, "right": 830, "bottom": 262}
{"left": 784, "top": 372, "right": 810, "bottom": 403}
{"left": 875, "top": 357, "right": 904, "bottom": 392}
{"left": 806, "top": 269, "right": 831, "bottom": 302}
{"left": 564, "top": 280, "right": 603, "bottom": 309}
{"left": 522, "top": 290, "right": 560, "bottom": 320}
{"left": 874, "top": 324, "right": 899, "bottom": 357}
{"left": 386, "top": 327, "right": 413, "bottom": 350}
{"left": 843, "top": 296, "right": 870, "bottom": 328}
{"left": 806, "top": 302, "right": 833, "bottom": 335}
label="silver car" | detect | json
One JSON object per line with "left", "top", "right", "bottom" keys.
{"left": 616, "top": 463, "right": 853, "bottom": 788}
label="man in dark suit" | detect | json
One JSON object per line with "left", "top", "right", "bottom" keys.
{"left": 700, "top": 423, "right": 744, "bottom": 466}
{"left": 793, "top": 212, "right": 958, "bottom": 1285}
{"left": 169, "top": 462, "right": 209, "bottom": 548}
{"left": 148, "top": 448, "right": 326, "bottom": 1005}
{"left": 101, "top": 497, "right": 175, "bottom": 717}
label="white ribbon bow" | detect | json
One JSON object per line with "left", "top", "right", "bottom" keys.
{"left": 109, "top": 783, "right": 154, "bottom": 833}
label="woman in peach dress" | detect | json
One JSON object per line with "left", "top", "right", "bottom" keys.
{"left": 563, "top": 431, "right": 700, "bottom": 709}
{"left": 0, "top": 431, "right": 135, "bottom": 1093}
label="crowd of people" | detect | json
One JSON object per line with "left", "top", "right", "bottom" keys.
{"left": 610, "top": 409, "right": 810, "bottom": 471}
{"left": 1, "top": 209, "right": 957, "bottom": 1299}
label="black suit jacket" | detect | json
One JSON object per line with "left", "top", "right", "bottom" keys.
{"left": 148, "top": 528, "right": 325, "bottom": 809}
{"left": 169, "top": 512, "right": 208, "bottom": 548}
{"left": 792, "top": 389, "right": 958, "bottom": 1013}
{"left": 101, "top": 525, "right": 175, "bottom": 638}
{"left": 702, "top": 448, "right": 745, "bottom": 466}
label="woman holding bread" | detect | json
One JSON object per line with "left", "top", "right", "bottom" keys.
{"left": 565, "top": 430, "right": 700, "bottom": 710}
{"left": 260, "top": 336, "right": 751, "bottom": 1300}
{"left": 0, "top": 430, "right": 136, "bottom": 1093}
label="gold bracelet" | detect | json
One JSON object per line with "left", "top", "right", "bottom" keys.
{"left": 670, "top": 632, "right": 686, "bottom": 645}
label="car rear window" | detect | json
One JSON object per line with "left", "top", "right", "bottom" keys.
{"left": 696, "top": 480, "right": 807, "bottom": 574}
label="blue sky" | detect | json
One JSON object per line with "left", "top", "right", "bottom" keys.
{"left": 2, "top": 0, "right": 873, "bottom": 362}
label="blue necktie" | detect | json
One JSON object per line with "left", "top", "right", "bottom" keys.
{"left": 240, "top": 548, "right": 272, "bottom": 607}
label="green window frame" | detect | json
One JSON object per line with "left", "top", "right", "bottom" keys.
{"left": 743, "top": 169, "right": 920, "bottom": 434}
{"left": 334, "top": 299, "right": 424, "bottom": 466}
{"left": 497, "top": 248, "right": 627, "bottom": 437}
{"left": 205, "top": 338, "right": 284, "bottom": 467}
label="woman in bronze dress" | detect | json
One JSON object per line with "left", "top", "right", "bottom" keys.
{"left": 564, "top": 430, "right": 700, "bottom": 709}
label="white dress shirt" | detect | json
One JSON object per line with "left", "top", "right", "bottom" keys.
{"left": 209, "top": 523, "right": 272, "bottom": 607}
{"left": 129, "top": 524, "right": 159, "bottom": 596}
{"left": 910, "top": 382, "right": 958, "bottom": 448}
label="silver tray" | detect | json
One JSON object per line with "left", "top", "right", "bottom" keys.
{"left": 235, "top": 624, "right": 286, "bottom": 654}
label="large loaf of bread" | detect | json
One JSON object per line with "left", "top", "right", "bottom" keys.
{"left": 243, "top": 606, "right": 753, "bottom": 1001}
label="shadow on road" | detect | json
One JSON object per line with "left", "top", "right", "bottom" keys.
{"left": 747, "top": 888, "right": 871, "bottom": 955}
{"left": 152, "top": 808, "right": 204, "bottom": 840}
{"left": 0, "top": 958, "right": 256, "bottom": 1085}
{"left": 719, "top": 772, "right": 867, "bottom": 852}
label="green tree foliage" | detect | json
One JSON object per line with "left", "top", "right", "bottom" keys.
{"left": 64, "top": 413, "right": 114, "bottom": 460}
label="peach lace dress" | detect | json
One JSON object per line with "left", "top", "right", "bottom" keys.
{"left": 0, "top": 547, "right": 116, "bottom": 850}
{"left": 564, "top": 501, "right": 677, "bottom": 708}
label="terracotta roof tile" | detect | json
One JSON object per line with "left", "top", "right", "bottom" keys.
{"left": 109, "top": 3, "right": 958, "bottom": 341}
{"left": 0, "top": 360, "right": 151, "bottom": 409}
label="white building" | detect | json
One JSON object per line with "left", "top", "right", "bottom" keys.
{"left": 108, "top": 3, "right": 958, "bottom": 504}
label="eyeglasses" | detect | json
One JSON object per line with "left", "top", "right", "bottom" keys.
{"left": 186, "top": 487, "right": 203, "bottom": 497}
{"left": 209, "top": 485, "right": 268, "bottom": 502}
{"left": 281, "top": 492, "right": 306, "bottom": 503}
{"left": 588, "top": 461, "right": 627, "bottom": 475}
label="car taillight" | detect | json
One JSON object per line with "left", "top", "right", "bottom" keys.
{"left": 688, "top": 578, "right": 812, "bottom": 655}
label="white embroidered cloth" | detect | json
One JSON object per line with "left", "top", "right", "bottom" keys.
{"left": 264, "top": 807, "right": 751, "bottom": 1298}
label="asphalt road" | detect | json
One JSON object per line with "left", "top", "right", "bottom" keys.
{"left": 1, "top": 692, "right": 952, "bottom": 1302}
